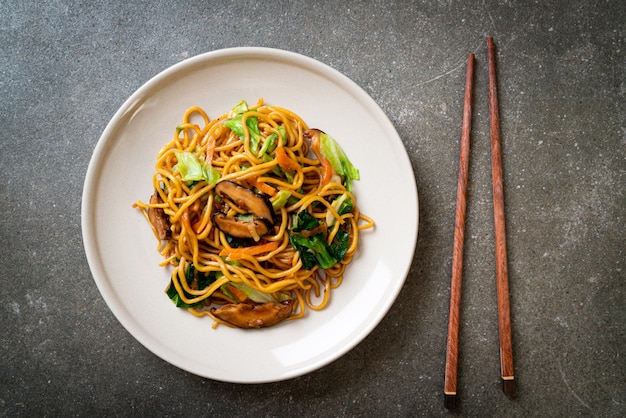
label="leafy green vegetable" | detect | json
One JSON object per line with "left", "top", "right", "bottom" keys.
{"left": 319, "top": 132, "right": 360, "bottom": 191}
{"left": 258, "top": 133, "right": 278, "bottom": 157}
{"left": 258, "top": 123, "right": 286, "bottom": 158}
{"left": 260, "top": 145, "right": 296, "bottom": 184}
{"left": 271, "top": 190, "right": 292, "bottom": 211}
{"left": 166, "top": 263, "right": 217, "bottom": 308}
{"left": 221, "top": 281, "right": 291, "bottom": 303}
{"left": 292, "top": 210, "right": 320, "bottom": 232}
{"left": 236, "top": 213, "right": 254, "bottom": 223}
{"left": 230, "top": 99, "right": 249, "bottom": 115}
{"left": 223, "top": 115, "right": 261, "bottom": 155}
{"left": 226, "top": 100, "right": 284, "bottom": 159}
{"left": 225, "top": 235, "right": 255, "bottom": 248}
{"left": 337, "top": 196, "right": 353, "bottom": 216}
{"left": 325, "top": 193, "right": 354, "bottom": 226}
{"left": 227, "top": 282, "right": 277, "bottom": 304}
{"left": 258, "top": 125, "right": 287, "bottom": 160}
{"left": 174, "top": 151, "right": 220, "bottom": 185}
{"left": 165, "top": 266, "right": 197, "bottom": 308}
{"left": 289, "top": 234, "right": 333, "bottom": 270}
{"left": 289, "top": 210, "right": 349, "bottom": 270}
{"left": 275, "top": 125, "right": 287, "bottom": 145}
{"left": 327, "top": 228, "right": 349, "bottom": 261}
{"left": 273, "top": 164, "right": 295, "bottom": 184}
{"left": 197, "top": 268, "right": 217, "bottom": 290}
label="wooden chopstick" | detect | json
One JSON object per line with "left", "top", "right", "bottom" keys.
{"left": 444, "top": 52, "right": 475, "bottom": 410}
{"left": 487, "top": 36, "right": 516, "bottom": 396}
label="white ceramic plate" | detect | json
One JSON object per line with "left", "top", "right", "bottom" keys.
{"left": 82, "top": 47, "right": 418, "bottom": 383}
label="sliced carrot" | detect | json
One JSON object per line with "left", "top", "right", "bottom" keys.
{"left": 181, "top": 211, "right": 193, "bottom": 232}
{"left": 275, "top": 145, "right": 301, "bottom": 174}
{"left": 205, "top": 133, "right": 216, "bottom": 164}
{"left": 310, "top": 138, "right": 333, "bottom": 186}
{"left": 225, "top": 283, "right": 249, "bottom": 303}
{"left": 219, "top": 240, "right": 280, "bottom": 260}
{"left": 192, "top": 220, "right": 203, "bottom": 233}
{"left": 318, "top": 155, "right": 333, "bottom": 186}
{"left": 248, "top": 176, "right": 277, "bottom": 196}
{"left": 203, "top": 124, "right": 223, "bottom": 164}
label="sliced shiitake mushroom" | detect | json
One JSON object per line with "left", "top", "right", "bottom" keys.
{"left": 212, "top": 212, "right": 273, "bottom": 240}
{"left": 212, "top": 181, "right": 275, "bottom": 239}
{"left": 212, "top": 301, "right": 292, "bottom": 328}
{"left": 214, "top": 180, "right": 274, "bottom": 224}
{"left": 148, "top": 190, "right": 170, "bottom": 240}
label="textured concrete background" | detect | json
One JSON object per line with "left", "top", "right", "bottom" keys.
{"left": 1, "top": 1, "right": 624, "bottom": 416}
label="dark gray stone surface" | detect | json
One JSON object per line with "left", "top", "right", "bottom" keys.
{"left": 1, "top": 1, "right": 624, "bottom": 416}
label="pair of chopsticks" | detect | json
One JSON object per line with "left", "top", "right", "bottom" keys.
{"left": 443, "top": 37, "right": 515, "bottom": 409}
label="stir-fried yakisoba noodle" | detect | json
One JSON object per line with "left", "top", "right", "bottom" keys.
{"left": 133, "top": 99, "right": 374, "bottom": 328}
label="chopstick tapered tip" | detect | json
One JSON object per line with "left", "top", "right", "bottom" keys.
{"left": 444, "top": 393, "right": 457, "bottom": 409}
{"left": 502, "top": 378, "right": 516, "bottom": 396}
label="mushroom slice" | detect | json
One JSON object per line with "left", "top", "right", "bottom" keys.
{"left": 212, "top": 212, "right": 272, "bottom": 240}
{"left": 148, "top": 191, "right": 170, "bottom": 240}
{"left": 215, "top": 180, "right": 274, "bottom": 224}
{"left": 212, "top": 301, "right": 292, "bottom": 328}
